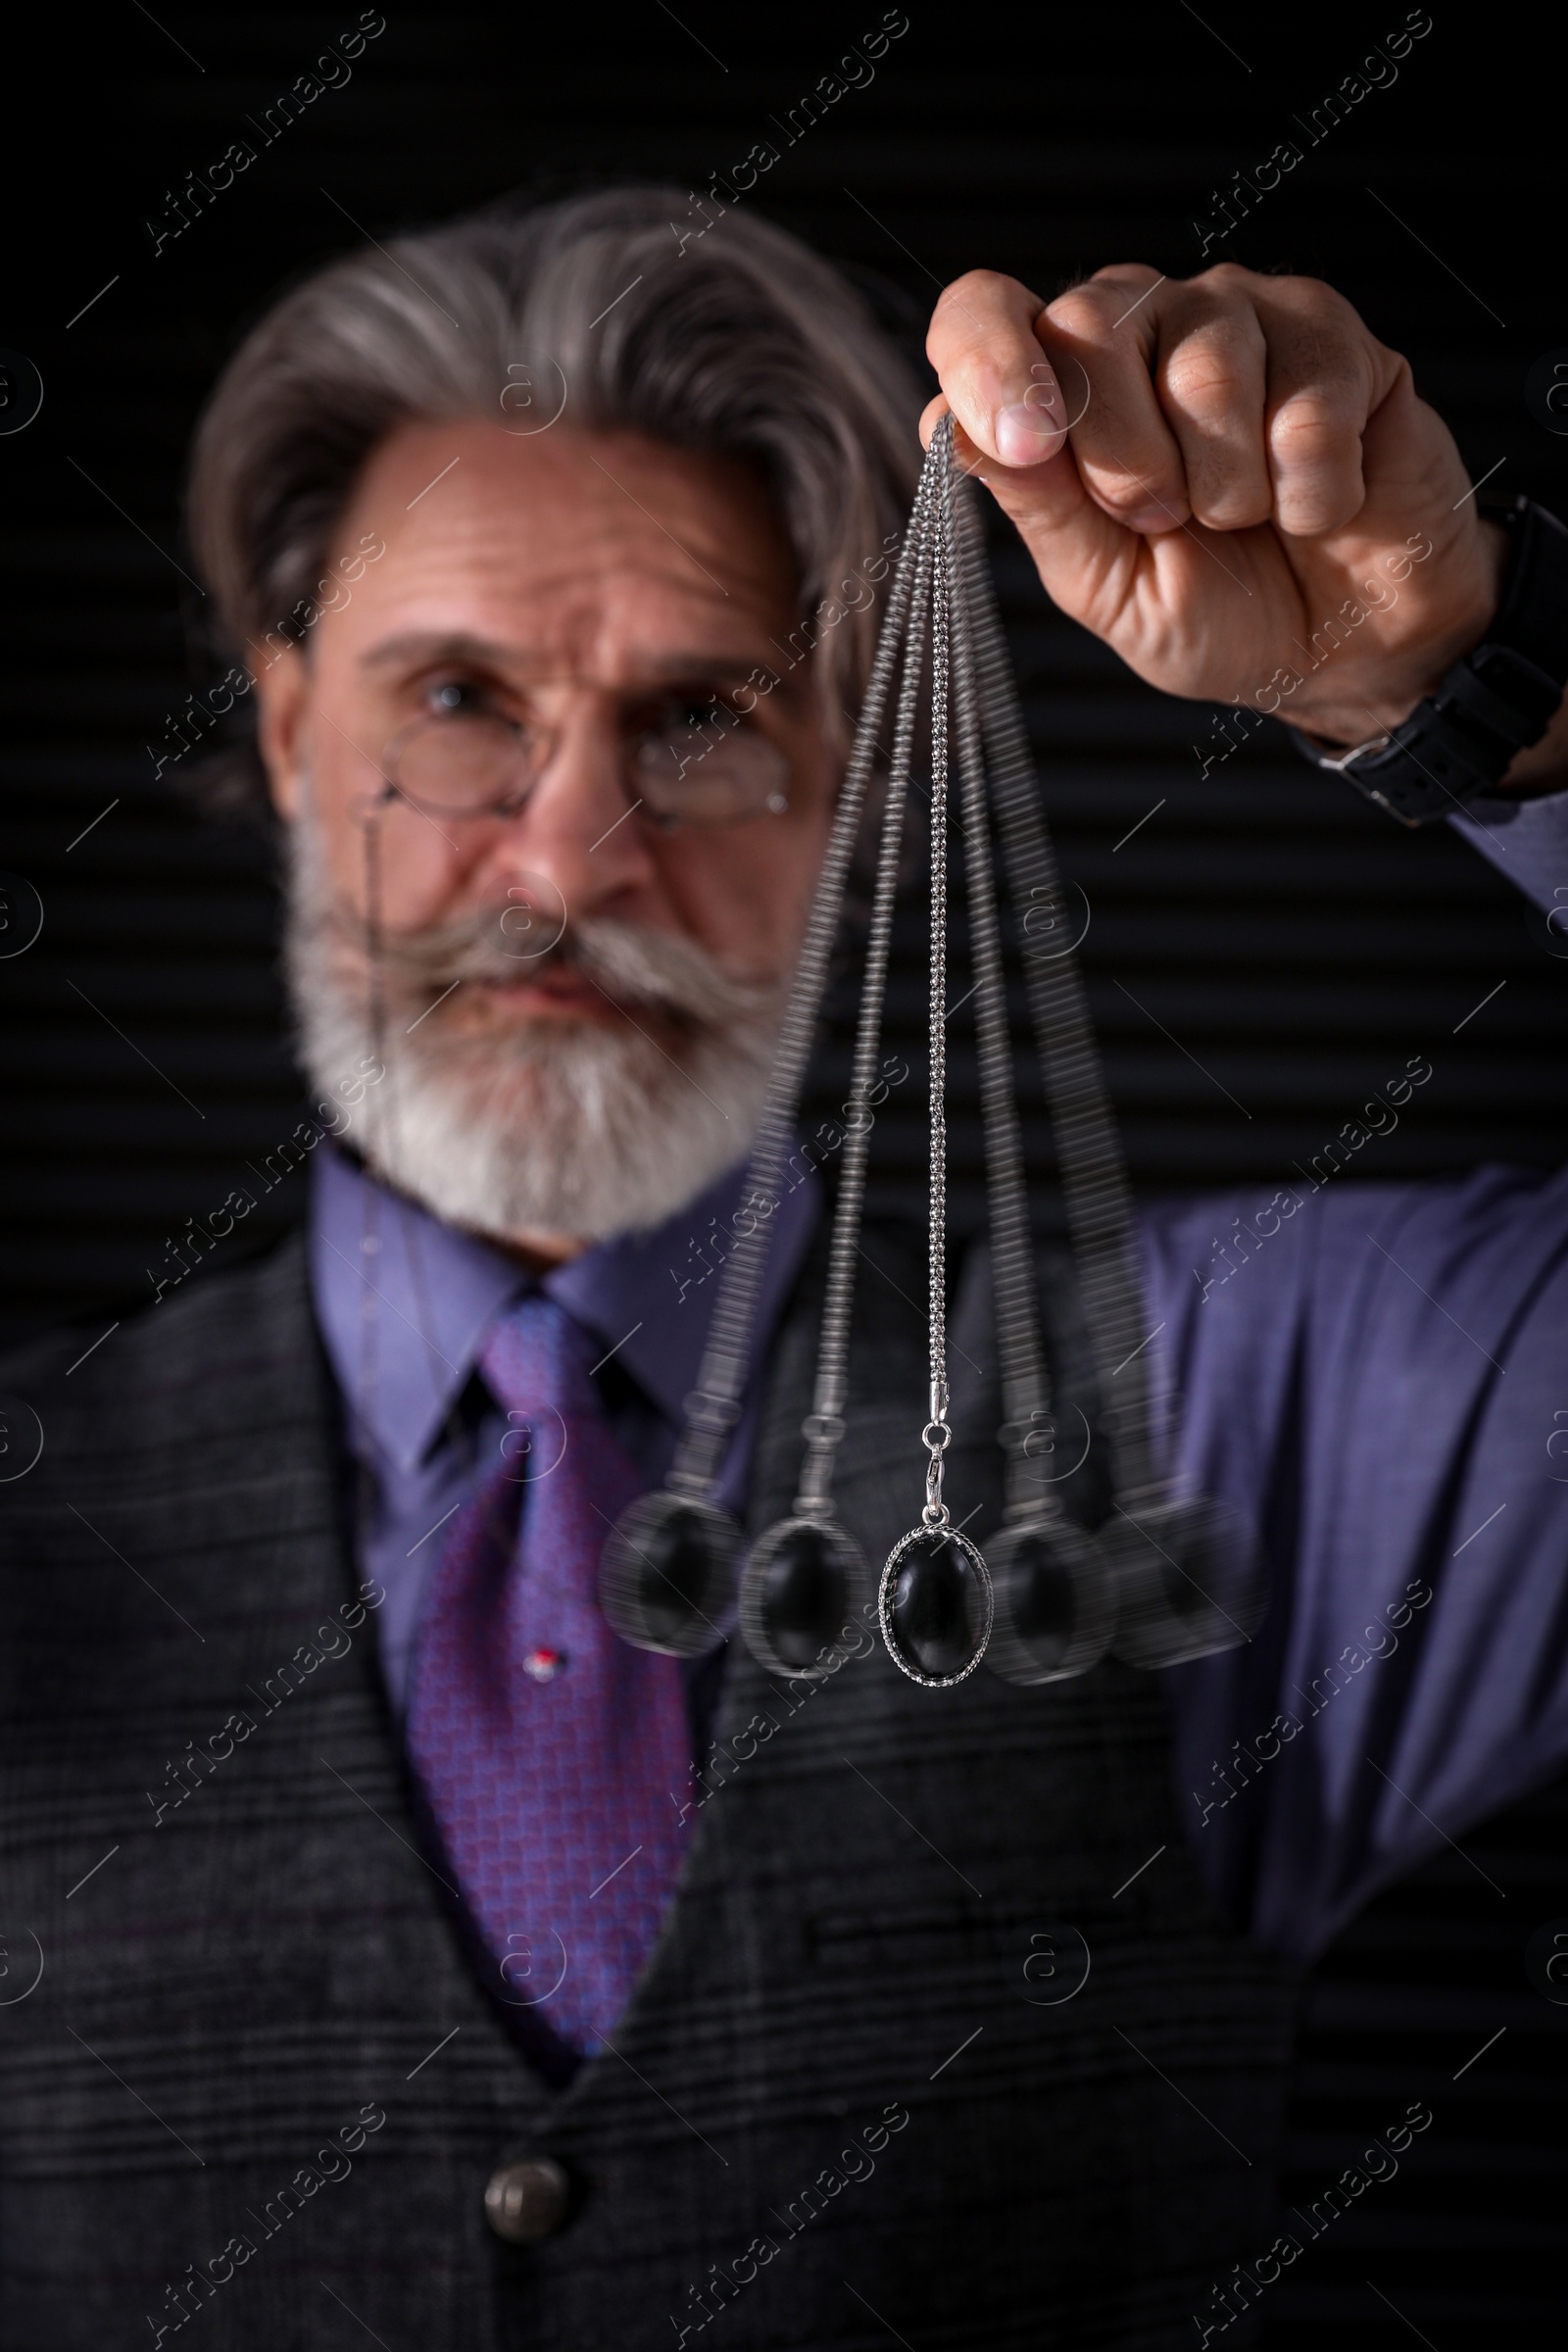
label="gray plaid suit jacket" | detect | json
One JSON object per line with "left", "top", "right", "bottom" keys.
{"left": 0, "top": 1223, "right": 1292, "bottom": 2349}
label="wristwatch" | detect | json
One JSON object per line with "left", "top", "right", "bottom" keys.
{"left": 1286, "top": 496, "right": 1568, "bottom": 825}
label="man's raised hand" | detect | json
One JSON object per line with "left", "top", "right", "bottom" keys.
{"left": 925, "top": 263, "right": 1503, "bottom": 746}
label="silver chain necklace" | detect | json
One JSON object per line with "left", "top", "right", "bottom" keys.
{"left": 598, "top": 458, "right": 940, "bottom": 1659}
{"left": 602, "top": 418, "right": 1264, "bottom": 1685}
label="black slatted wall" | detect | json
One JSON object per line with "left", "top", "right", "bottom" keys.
{"left": 2, "top": 8, "right": 1565, "bottom": 2340}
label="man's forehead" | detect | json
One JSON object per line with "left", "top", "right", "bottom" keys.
{"left": 336, "top": 418, "right": 798, "bottom": 657}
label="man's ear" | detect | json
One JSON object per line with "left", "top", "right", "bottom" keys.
{"left": 251, "top": 645, "right": 311, "bottom": 821}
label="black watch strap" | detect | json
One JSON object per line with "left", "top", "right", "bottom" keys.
{"left": 1285, "top": 496, "right": 1568, "bottom": 825}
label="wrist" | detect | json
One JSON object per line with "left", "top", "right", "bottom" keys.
{"left": 1283, "top": 500, "right": 1568, "bottom": 825}
{"left": 1288, "top": 522, "right": 1511, "bottom": 751}
{"left": 1490, "top": 681, "right": 1568, "bottom": 795}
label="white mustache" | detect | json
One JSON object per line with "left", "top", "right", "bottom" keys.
{"left": 283, "top": 808, "right": 787, "bottom": 1242}
{"left": 366, "top": 903, "right": 778, "bottom": 1032}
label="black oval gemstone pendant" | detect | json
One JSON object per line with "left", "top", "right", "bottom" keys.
{"left": 739, "top": 1515, "right": 869, "bottom": 1678}
{"left": 878, "top": 1524, "right": 994, "bottom": 1687}
{"left": 985, "top": 1518, "right": 1115, "bottom": 1686}
{"left": 599, "top": 1491, "right": 741, "bottom": 1657}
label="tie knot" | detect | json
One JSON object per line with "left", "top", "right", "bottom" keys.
{"left": 479, "top": 1294, "right": 596, "bottom": 1424}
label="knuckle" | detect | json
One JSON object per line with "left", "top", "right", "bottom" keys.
{"left": 1268, "top": 280, "right": 1370, "bottom": 364}
{"left": 930, "top": 270, "right": 1043, "bottom": 364}
{"left": 1043, "top": 283, "right": 1122, "bottom": 343}
{"left": 1190, "top": 260, "right": 1257, "bottom": 298}
{"left": 936, "top": 268, "right": 1028, "bottom": 320}
{"left": 1192, "top": 480, "right": 1273, "bottom": 529}
{"left": 1283, "top": 271, "right": 1342, "bottom": 311}
{"left": 1268, "top": 392, "right": 1353, "bottom": 466}
{"left": 1161, "top": 350, "right": 1253, "bottom": 415}
{"left": 1259, "top": 270, "right": 1342, "bottom": 316}
{"left": 1092, "top": 466, "right": 1181, "bottom": 516}
{"left": 1087, "top": 261, "right": 1161, "bottom": 291}
{"left": 1277, "top": 496, "right": 1358, "bottom": 539}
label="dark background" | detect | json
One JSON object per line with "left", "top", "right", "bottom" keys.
{"left": 2, "top": 4, "right": 1564, "bottom": 2338}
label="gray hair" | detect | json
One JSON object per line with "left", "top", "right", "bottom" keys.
{"left": 187, "top": 186, "right": 926, "bottom": 812}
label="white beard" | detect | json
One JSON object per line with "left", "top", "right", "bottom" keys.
{"left": 282, "top": 817, "right": 787, "bottom": 1244}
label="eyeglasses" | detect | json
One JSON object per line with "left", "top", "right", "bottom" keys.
{"left": 379, "top": 695, "right": 792, "bottom": 831}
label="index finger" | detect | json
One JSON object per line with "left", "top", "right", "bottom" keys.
{"left": 926, "top": 270, "right": 1069, "bottom": 467}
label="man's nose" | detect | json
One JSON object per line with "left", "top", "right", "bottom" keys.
{"left": 471, "top": 708, "right": 659, "bottom": 922}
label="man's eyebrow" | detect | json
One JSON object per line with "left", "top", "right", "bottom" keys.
{"left": 359, "top": 630, "right": 525, "bottom": 673}
{"left": 358, "top": 629, "right": 790, "bottom": 689}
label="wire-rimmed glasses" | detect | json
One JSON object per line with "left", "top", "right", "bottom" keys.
{"left": 379, "top": 694, "right": 792, "bottom": 830}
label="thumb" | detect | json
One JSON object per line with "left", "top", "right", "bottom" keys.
{"left": 918, "top": 393, "right": 1134, "bottom": 623}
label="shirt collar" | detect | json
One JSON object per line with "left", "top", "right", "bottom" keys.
{"left": 310, "top": 1143, "right": 821, "bottom": 1473}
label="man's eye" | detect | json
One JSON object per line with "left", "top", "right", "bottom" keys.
{"left": 647, "top": 695, "right": 739, "bottom": 742}
{"left": 424, "top": 679, "right": 488, "bottom": 717}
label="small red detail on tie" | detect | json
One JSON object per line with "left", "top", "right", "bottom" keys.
{"left": 523, "top": 1645, "right": 565, "bottom": 1682}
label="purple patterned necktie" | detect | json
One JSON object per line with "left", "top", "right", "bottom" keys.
{"left": 406, "top": 1294, "right": 692, "bottom": 2055}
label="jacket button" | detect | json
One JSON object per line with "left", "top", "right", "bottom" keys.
{"left": 484, "top": 2155, "right": 571, "bottom": 2244}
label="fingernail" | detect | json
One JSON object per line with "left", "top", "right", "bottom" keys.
{"left": 995, "top": 402, "right": 1065, "bottom": 467}
{"left": 1128, "top": 504, "right": 1177, "bottom": 532}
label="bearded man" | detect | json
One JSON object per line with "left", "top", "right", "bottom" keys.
{"left": 3, "top": 188, "right": 1567, "bottom": 2350}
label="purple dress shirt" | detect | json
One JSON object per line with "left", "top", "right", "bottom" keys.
{"left": 309, "top": 793, "right": 1568, "bottom": 1964}
{"left": 311, "top": 1147, "right": 821, "bottom": 1722}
